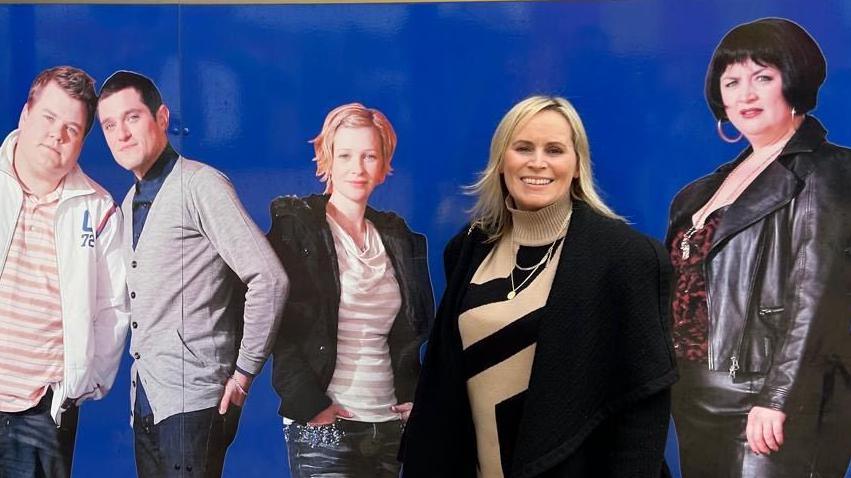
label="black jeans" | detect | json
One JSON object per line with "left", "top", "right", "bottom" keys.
{"left": 285, "top": 419, "right": 403, "bottom": 478}
{"left": 0, "top": 391, "right": 79, "bottom": 478}
{"left": 134, "top": 405, "right": 241, "bottom": 478}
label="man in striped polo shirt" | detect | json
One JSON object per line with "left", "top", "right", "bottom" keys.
{"left": 0, "top": 66, "right": 129, "bottom": 477}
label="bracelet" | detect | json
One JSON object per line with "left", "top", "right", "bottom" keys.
{"left": 229, "top": 376, "right": 249, "bottom": 396}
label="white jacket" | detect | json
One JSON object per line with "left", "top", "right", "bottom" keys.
{"left": 0, "top": 130, "right": 129, "bottom": 424}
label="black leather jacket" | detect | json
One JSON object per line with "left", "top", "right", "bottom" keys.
{"left": 268, "top": 194, "right": 434, "bottom": 422}
{"left": 666, "top": 116, "right": 851, "bottom": 412}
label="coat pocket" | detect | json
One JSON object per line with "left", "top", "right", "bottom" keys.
{"left": 747, "top": 306, "right": 786, "bottom": 372}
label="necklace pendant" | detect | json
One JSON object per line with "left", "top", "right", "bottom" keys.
{"left": 680, "top": 238, "right": 691, "bottom": 260}
{"left": 506, "top": 290, "right": 517, "bottom": 300}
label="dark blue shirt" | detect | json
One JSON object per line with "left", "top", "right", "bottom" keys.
{"left": 132, "top": 144, "right": 178, "bottom": 250}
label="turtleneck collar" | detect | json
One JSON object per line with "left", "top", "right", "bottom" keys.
{"left": 507, "top": 196, "right": 573, "bottom": 246}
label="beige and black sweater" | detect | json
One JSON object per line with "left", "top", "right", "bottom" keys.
{"left": 459, "top": 198, "right": 572, "bottom": 478}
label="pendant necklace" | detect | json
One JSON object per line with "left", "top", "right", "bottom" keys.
{"left": 507, "top": 211, "right": 571, "bottom": 300}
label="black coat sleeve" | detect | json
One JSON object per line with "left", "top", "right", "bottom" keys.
{"left": 400, "top": 226, "right": 478, "bottom": 478}
{"left": 268, "top": 201, "right": 333, "bottom": 422}
{"left": 390, "top": 229, "right": 436, "bottom": 404}
{"left": 412, "top": 232, "right": 436, "bottom": 338}
{"left": 604, "top": 236, "right": 675, "bottom": 476}
{"left": 755, "top": 158, "right": 851, "bottom": 411}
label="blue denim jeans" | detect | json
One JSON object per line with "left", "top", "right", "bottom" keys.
{"left": 284, "top": 419, "right": 403, "bottom": 478}
{"left": 133, "top": 385, "right": 241, "bottom": 478}
{"left": 0, "top": 391, "right": 79, "bottom": 478}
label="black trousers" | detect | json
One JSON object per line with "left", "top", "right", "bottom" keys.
{"left": 672, "top": 362, "right": 850, "bottom": 478}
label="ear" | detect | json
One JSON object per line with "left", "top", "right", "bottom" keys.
{"left": 156, "top": 104, "right": 170, "bottom": 131}
{"left": 18, "top": 103, "right": 29, "bottom": 128}
{"left": 377, "top": 162, "right": 389, "bottom": 185}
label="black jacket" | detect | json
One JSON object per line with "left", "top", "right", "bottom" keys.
{"left": 268, "top": 194, "right": 435, "bottom": 422}
{"left": 666, "top": 116, "right": 851, "bottom": 414}
{"left": 400, "top": 201, "right": 677, "bottom": 478}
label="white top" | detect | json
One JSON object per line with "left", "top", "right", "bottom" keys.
{"left": 326, "top": 214, "right": 401, "bottom": 422}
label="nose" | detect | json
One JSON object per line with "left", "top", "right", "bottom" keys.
{"left": 117, "top": 122, "right": 131, "bottom": 141}
{"left": 351, "top": 157, "right": 366, "bottom": 174}
{"left": 47, "top": 122, "right": 64, "bottom": 143}
{"left": 528, "top": 150, "right": 546, "bottom": 169}
{"left": 741, "top": 81, "right": 758, "bottom": 102}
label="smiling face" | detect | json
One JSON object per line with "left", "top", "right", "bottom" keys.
{"left": 501, "top": 109, "right": 578, "bottom": 211}
{"left": 328, "top": 126, "right": 386, "bottom": 206}
{"left": 720, "top": 58, "right": 796, "bottom": 143}
{"left": 15, "top": 81, "right": 88, "bottom": 185}
{"left": 97, "top": 87, "right": 169, "bottom": 179}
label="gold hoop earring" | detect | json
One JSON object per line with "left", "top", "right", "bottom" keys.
{"left": 716, "top": 120, "right": 743, "bottom": 143}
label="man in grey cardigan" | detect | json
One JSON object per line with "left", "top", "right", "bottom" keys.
{"left": 96, "top": 71, "right": 288, "bottom": 477}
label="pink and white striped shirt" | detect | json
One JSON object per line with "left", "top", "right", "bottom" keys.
{"left": 0, "top": 180, "right": 65, "bottom": 412}
{"left": 326, "top": 214, "right": 401, "bottom": 422}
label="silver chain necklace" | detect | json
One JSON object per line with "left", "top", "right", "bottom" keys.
{"left": 507, "top": 211, "right": 571, "bottom": 300}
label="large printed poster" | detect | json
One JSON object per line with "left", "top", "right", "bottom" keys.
{"left": 0, "top": 2, "right": 849, "bottom": 477}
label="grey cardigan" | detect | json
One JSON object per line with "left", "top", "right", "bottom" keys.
{"left": 122, "top": 157, "right": 287, "bottom": 423}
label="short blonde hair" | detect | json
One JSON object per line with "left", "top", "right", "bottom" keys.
{"left": 468, "top": 95, "right": 623, "bottom": 241}
{"left": 311, "top": 103, "right": 397, "bottom": 194}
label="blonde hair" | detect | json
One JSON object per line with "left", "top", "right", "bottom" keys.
{"left": 311, "top": 102, "right": 397, "bottom": 194}
{"left": 468, "top": 95, "right": 623, "bottom": 241}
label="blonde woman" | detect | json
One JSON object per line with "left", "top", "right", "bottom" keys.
{"left": 268, "top": 103, "right": 434, "bottom": 477}
{"left": 400, "top": 96, "right": 676, "bottom": 477}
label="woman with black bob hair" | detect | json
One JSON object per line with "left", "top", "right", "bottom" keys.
{"left": 401, "top": 95, "right": 677, "bottom": 477}
{"left": 667, "top": 17, "right": 851, "bottom": 477}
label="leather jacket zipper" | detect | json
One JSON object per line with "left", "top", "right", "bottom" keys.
{"left": 704, "top": 262, "right": 715, "bottom": 370}
{"left": 758, "top": 306, "right": 784, "bottom": 317}
{"left": 729, "top": 355, "right": 740, "bottom": 379}
{"left": 727, "top": 227, "right": 768, "bottom": 380}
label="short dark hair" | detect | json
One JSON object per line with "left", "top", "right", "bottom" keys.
{"left": 98, "top": 70, "right": 163, "bottom": 117}
{"left": 27, "top": 66, "right": 97, "bottom": 134}
{"left": 705, "top": 18, "right": 826, "bottom": 121}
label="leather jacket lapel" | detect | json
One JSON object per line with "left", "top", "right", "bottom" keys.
{"left": 710, "top": 159, "right": 803, "bottom": 254}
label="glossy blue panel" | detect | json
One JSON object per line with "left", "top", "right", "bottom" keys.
{"left": 1, "top": 3, "right": 849, "bottom": 477}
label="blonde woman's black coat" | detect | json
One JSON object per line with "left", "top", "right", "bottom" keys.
{"left": 400, "top": 201, "right": 677, "bottom": 478}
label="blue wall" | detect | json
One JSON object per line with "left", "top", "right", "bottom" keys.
{"left": 1, "top": 2, "right": 849, "bottom": 476}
